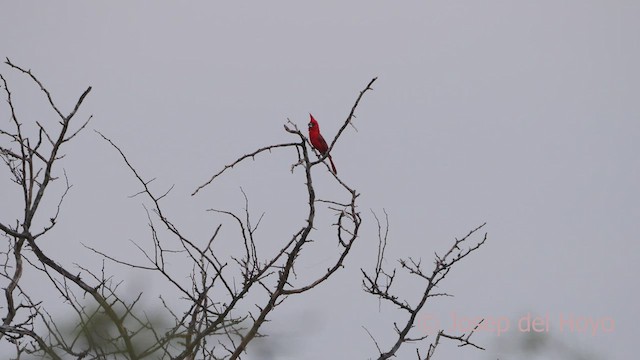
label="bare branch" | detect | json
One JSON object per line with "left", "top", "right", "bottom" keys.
{"left": 192, "top": 142, "right": 299, "bottom": 196}
{"left": 328, "top": 76, "right": 377, "bottom": 153}
{"left": 363, "top": 217, "right": 488, "bottom": 359}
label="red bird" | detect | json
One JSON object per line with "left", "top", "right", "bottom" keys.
{"left": 308, "top": 114, "right": 337, "bottom": 174}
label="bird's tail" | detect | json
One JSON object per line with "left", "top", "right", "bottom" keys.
{"left": 328, "top": 155, "right": 337, "bottom": 174}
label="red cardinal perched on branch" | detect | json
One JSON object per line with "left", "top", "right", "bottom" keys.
{"left": 308, "top": 114, "right": 337, "bottom": 174}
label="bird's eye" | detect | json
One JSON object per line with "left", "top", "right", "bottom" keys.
{"left": 308, "top": 122, "right": 313, "bottom": 128}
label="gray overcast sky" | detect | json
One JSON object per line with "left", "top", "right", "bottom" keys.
{"left": 1, "top": 1, "right": 638, "bottom": 359}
